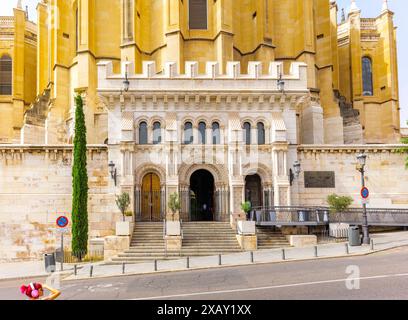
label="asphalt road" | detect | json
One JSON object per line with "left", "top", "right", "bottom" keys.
{"left": 1, "top": 247, "right": 408, "bottom": 300}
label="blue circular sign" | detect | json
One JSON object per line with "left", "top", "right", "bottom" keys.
{"left": 56, "top": 216, "right": 69, "bottom": 228}
{"left": 361, "top": 187, "right": 369, "bottom": 199}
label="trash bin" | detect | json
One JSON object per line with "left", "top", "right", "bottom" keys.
{"left": 348, "top": 226, "right": 361, "bottom": 246}
{"left": 44, "top": 253, "right": 56, "bottom": 273}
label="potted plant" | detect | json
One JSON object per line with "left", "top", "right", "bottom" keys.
{"left": 237, "top": 201, "right": 255, "bottom": 235}
{"left": 168, "top": 192, "right": 181, "bottom": 222}
{"left": 115, "top": 192, "right": 132, "bottom": 236}
{"left": 241, "top": 201, "right": 252, "bottom": 220}
{"left": 327, "top": 194, "right": 354, "bottom": 238}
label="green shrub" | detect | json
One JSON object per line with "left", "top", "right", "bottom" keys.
{"left": 327, "top": 194, "right": 353, "bottom": 213}
{"left": 241, "top": 201, "right": 252, "bottom": 214}
{"left": 115, "top": 192, "right": 131, "bottom": 221}
{"left": 168, "top": 192, "right": 181, "bottom": 215}
{"left": 397, "top": 120, "right": 408, "bottom": 169}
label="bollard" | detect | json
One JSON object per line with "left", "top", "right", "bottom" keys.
{"left": 90, "top": 265, "right": 93, "bottom": 278}
{"left": 345, "top": 243, "right": 349, "bottom": 255}
{"left": 74, "top": 264, "right": 77, "bottom": 276}
{"left": 314, "top": 246, "right": 318, "bottom": 257}
{"left": 154, "top": 260, "right": 158, "bottom": 271}
{"left": 122, "top": 263, "right": 125, "bottom": 274}
{"left": 282, "top": 248, "right": 286, "bottom": 260}
{"left": 186, "top": 257, "right": 190, "bottom": 269}
{"left": 250, "top": 251, "right": 254, "bottom": 263}
{"left": 218, "top": 254, "right": 222, "bottom": 266}
{"left": 370, "top": 239, "right": 374, "bottom": 251}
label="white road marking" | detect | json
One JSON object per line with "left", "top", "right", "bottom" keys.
{"left": 129, "top": 272, "right": 408, "bottom": 300}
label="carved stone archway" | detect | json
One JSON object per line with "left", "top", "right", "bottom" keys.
{"left": 178, "top": 164, "right": 229, "bottom": 222}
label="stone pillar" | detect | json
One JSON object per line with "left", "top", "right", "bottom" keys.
{"left": 301, "top": 103, "right": 324, "bottom": 144}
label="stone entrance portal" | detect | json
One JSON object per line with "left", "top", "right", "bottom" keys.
{"left": 141, "top": 173, "right": 162, "bottom": 221}
{"left": 189, "top": 170, "right": 215, "bottom": 221}
{"left": 245, "top": 174, "right": 263, "bottom": 208}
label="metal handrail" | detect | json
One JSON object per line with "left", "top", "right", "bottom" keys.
{"left": 163, "top": 218, "right": 167, "bottom": 257}
{"left": 180, "top": 219, "right": 184, "bottom": 257}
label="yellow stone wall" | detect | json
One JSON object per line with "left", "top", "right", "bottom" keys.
{"left": 0, "top": 8, "right": 37, "bottom": 143}
{"left": 337, "top": 7, "right": 400, "bottom": 143}
{"left": 1, "top": 1, "right": 400, "bottom": 145}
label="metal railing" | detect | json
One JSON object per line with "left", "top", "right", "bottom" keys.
{"left": 58, "top": 249, "right": 104, "bottom": 264}
{"left": 247, "top": 206, "right": 408, "bottom": 227}
{"left": 163, "top": 218, "right": 167, "bottom": 257}
{"left": 248, "top": 206, "right": 330, "bottom": 225}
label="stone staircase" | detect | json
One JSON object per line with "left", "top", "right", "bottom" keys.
{"left": 335, "top": 89, "right": 364, "bottom": 144}
{"left": 180, "top": 222, "right": 242, "bottom": 256}
{"left": 256, "top": 226, "right": 291, "bottom": 250}
{"left": 108, "top": 222, "right": 242, "bottom": 264}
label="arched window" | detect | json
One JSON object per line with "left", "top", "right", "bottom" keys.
{"left": 184, "top": 122, "right": 193, "bottom": 144}
{"left": 362, "top": 57, "right": 373, "bottom": 96}
{"left": 198, "top": 122, "right": 206, "bottom": 144}
{"left": 189, "top": 0, "right": 207, "bottom": 30}
{"left": 153, "top": 122, "right": 161, "bottom": 145}
{"left": 257, "top": 122, "right": 265, "bottom": 145}
{"left": 139, "top": 121, "right": 148, "bottom": 144}
{"left": 212, "top": 122, "right": 220, "bottom": 145}
{"left": 0, "top": 54, "right": 12, "bottom": 95}
{"left": 243, "top": 122, "right": 251, "bottom": 145}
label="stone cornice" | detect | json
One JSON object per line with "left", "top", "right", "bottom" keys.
{"left": 0, "top": 144, "right": 108, "bottom": 153}
{"left": 298, "top": 144, "right": 404, "bottom": 153}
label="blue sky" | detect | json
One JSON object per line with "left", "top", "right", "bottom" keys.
{"left": 2, "top": 0, "right": 407, "bottom": 127}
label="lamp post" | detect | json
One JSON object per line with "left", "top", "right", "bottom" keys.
{"left": 356, "top": 153, "right": 370, "bottom": 244}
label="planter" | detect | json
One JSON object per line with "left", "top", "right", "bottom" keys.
{"left": 237, "top": 221, "right": 256, "bottom": 235}
{"left": 166, "top": 221, "right": 181, "bottom": 236}
{"left": 116, "top": 221, "right": 132, "bottom": 236}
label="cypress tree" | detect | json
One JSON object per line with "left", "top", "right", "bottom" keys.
{"left": 71, "top": 94, "right": 89, "bottom": 260}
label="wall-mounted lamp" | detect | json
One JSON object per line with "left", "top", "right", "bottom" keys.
{"left": 108, "top": 161, "right": 117, "bottom": 186}
{"left": 277, "top": 72, "right": 285, "bottom": 93}
{"left": 123, "top": 65, "right": 130, "bottom": 93}
{"left": 290, "top": 160, "right": 301, "bottom": 186}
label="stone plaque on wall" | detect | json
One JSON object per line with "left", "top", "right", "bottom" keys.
{"left": 304, "top": 171, "right": 335, "bottom": 188}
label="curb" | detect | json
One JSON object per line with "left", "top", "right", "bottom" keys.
{"left": 61, "top": 243, "right": 408, "bottom": 283}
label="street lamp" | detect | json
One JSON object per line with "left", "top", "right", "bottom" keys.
{"left": 108, "top": 161, "right": 117, "bottom": 186}
{"left": 356, "top": 153, "right": 370, "bottom": 245}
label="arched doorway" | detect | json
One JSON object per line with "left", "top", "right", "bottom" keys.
{"left": 189, "top": 170, "right": 215, "bottom": 221}
{"left": 141, "top": 173, "right": 162, "bottom": 221}
{"left": 245, "top": 174, "right": 263, "bottom": 209}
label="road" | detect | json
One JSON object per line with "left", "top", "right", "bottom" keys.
{"left": 1, "top": 247, "right": 408, "bottom": 300}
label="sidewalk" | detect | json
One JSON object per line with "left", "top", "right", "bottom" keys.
{"left": 0, "top": 260, "right": 87, "bottom": 281}
{"left": 1, "top": 231, "right": 407, "bottom": 282}
{"left": 63, "top": 231, "right": 408, "bottom": 281}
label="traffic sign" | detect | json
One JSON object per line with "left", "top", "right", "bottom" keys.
{"left": 55, "top": 228, "right": 69, "bottom": 234}
{"left": 56, "top": 216, "right": 69, "bottom": 228}
{"left": 361, "top": 187, "right": 369, "bottom": 199}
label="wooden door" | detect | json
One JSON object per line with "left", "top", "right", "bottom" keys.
{"left": 141, "top": 173, "right": 161, "bottom": 221}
